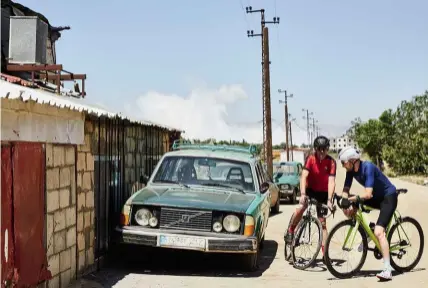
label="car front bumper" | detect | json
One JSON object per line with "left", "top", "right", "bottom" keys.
{"left": 279, "top": 188, "right": 294, "bottom": 196}
{"left": 115, "top": 226, "right": 258, "bottom": 254}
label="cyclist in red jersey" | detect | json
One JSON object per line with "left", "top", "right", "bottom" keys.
{"left": 284, "top": 136, "right": 336, "bottom": 256}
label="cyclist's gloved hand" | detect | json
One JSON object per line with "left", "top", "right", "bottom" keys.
{"left": 340, "top": 198, "right": 351, "bottom": 209}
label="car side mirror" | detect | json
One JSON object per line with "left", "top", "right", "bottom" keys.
{"left": 139, "top": 175, "right": 149, "bottom": 185}
{"left": 260, "top": 182, "right": 270, "bottom": 194}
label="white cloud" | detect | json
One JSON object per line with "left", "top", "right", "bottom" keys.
{"left": 126, "top": 84, "right": 308, "bottom": 146}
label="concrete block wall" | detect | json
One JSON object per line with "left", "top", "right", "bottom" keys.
{"left": 45, "top": 144, "right": 77, "bottom": 288}
{"left": 76, "top": 120, "right": 96, "bottom": 276}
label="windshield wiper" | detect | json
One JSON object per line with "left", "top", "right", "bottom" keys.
{"left": 158, "top": 180, "right": 190, "bottom": 188}
{"left": 199, "top": 183, "right": 245, "bottom": 194}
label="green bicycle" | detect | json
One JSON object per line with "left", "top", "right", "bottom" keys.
{"left": 324, "top": 189, "right": 424, "bottom": 279}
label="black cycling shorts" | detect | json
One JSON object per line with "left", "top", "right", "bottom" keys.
{"left": 306, "top": 188, "right": 329, "bottom": 218}
{"left": 364, "top": 193, "right": 398, "bottom": 228}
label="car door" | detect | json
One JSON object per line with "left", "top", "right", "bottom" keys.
{"left": 254, "top": 162, "right": 270, "bottom": 237}
{"left": 261, "top": 163, "right": 279, "bottom": 206}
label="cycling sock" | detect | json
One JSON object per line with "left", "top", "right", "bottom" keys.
{"left": 383, "top": 257, "right": 392, "bottom": 271}
{"left": 288, "top": 225, "right": 296, "bottom": 233}
{"left": 321, "top": 245, "right": 325, "bottom": 254}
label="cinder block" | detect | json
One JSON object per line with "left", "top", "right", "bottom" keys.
{"left": 48, "top": 254, "right": 60, "bottom": 277}
{"left": 77, "top": 212, "right": 84, "bottom": 232}
{"left": 65, "top": 147, "right": 75, "bottom": 165}
{"left": 85, "top": 190, "right": 94, "bottom": 208}
{"left": 54, "top": 209, "right": 66, "bottom": 232}
{"left": 66, "top": 226, "right": 76, "bottom": 248}
{"left": 76, "top": 171, "right": 83, "bottom": 189}
{"left": 46, "top": 143, "right": 54, "bottom": 167}
{"left": 82, "top": 172, "right": 92, "bottom": 191}
{"left": 59, "top": 188, "right": 70, "bottom": 209}
{"left": 65, "top": 206, "right": 76, "bottom": 227}
{"left": 70, "top": 245, "right": 77, "bottom": 279}
{"left": 77, "top": 193, "right": 85, "bottom": 211}
{"left": 46, "top": 214, "right": 54, "bottom": 256}
{"left": 77, "top": 232, "right": 85, "bottom": 252}
{"left": 86, "top": 153, "right": 94, "bottom": 171}
{"left": 84, "top": 212, "right": 91, "bottom": 229}
{"left": 78, "top": 250, "right": 85, "bottom": 272}
{"left": 60, "top": 167, "right": 71, "bottom": 188}
{"left": 53, "top": 145, "right": 65, "bottom": 167}
{"left": 46, "top": 190, "right": 60, "bottom": 213}
{"left": 54, "top": 230, "right": 66, "bottom": 254}
{"left": 89, "top": 230, "right": 94, "bottom": 248}
{"left": 47, "top": 275, "right": 59, "bottom": 288}
{"left": 86, "top": 247, "right": 94, "bottom": 266}
{"left": 85, "top": 120, "right": 93, "bottom": 133}
{"left": 71, "top": 168, "right": 76, "bottom": 205}
{"left": 60, "top": 248, "right": 71, "bottom": 272}
{"left": 46, "top": 168, "right": 60, "bottom": 190}
{"left": 77, "top": 153, "right": 86, "bottom": 172}
{"left": 60, "top": 269, "right": 71, "bottom": 288}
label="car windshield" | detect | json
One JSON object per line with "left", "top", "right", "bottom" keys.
{"left": 273, "top": 164, "right": 296, "bottom": 175}
{"left": 153, "top": 156, "right": 255, "bottom": 192}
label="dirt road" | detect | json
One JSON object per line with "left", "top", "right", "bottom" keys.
{"left": 72, "top": 164, "right": 427, "bottom": 288}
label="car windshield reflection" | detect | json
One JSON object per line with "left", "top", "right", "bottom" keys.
{"left": 152, "top": 156, "right": 256, "bottom": 193}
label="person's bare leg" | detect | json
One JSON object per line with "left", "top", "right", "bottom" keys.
{"left": 319, "top": 218, "right": 327, "bottom": 255}
{"left": 375, "top": 225, "right": 393, "bottom": 280}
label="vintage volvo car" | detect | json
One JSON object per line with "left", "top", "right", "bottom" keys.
{"left": 273, "top": 161, "right": 303, "bottom": 204}
{"left": 116, "top": 141, "right": 276, "bottom": 271}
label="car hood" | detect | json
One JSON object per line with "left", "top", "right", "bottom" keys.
{"left": 130, "top": 186, "right": 256, "bottom": 213}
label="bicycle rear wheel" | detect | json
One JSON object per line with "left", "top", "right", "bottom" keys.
{"left": 388, "top": 216, "right": 424, "bottom": 272}
{"left": 324, "top": 219, "right": 368, "bottom": 279}
{"left": 291, "top": 216, "right": 322, "bottom": 270}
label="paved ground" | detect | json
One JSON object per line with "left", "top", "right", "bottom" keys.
{"left": 70, "top": 164, "right": 428, "bottom": 288}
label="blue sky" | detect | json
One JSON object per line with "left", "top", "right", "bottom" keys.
{"left": 18, "top": 0, "right": 428, "bottom": 145}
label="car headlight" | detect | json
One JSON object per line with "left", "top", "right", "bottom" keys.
{"left": 134, "top": 208, "right": 153, "bottom": 226}
{"left": 223, "top": 215, "right": 240, "bottom": 233}
{"left": 281, "top": 184, "right": 290, "bottom": 190}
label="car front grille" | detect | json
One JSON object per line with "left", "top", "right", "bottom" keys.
{"left": 160, "top": 207, "right": 212, "bottom": 232}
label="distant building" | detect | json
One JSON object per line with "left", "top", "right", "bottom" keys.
{"left": 329, "top": 135, "right": 359, "bottom": 152}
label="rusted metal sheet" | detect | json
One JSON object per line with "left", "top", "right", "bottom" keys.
{"left": 1, "top": 145, "right": 15, "bottom": 285}
{"left": 12, "top": 142, "right": 51, "bottom": 286}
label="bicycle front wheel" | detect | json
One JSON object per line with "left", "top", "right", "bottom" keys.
{"left": 291, "top": 216, "right": 322, "bottom": 270}
{"left": 324, "top": 219, "right": 368, "bottom": 279}
{"left": 388, "top": 216, "right": 424, "bottom": 272}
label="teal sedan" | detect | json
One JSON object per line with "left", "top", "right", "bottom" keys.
{"left": 116, "top": 141, "right": 274, "bottom": 271}
{"left": 273, "top": 161, "right": 303, "bottom": 204}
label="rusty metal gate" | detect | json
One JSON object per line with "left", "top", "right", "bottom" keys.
{"left": 1, "top": 142, "right": 51, "bottom": 287}
{"left": 92, "top": 117, "right": 178, "bottom": 266}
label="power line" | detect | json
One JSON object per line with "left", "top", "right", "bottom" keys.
{"left": 278, "top": 89, "right": 294, "bottom": 161}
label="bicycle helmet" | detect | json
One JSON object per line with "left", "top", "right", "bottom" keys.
{"left": 338, "top": 146, "right": 361, "bottom": 162}
{"left": 313, "top": 135, "right": 330, "bottom": 149}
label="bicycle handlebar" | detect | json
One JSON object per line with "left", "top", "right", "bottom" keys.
{"left": 305, "top": 196, "right": 337, "bottom": 218}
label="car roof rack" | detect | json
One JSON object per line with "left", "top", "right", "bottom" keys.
{"left": 172, "top": 139, "right": 258, "bottom": 156}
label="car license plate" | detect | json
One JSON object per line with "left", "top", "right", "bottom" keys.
{"left": 159, "top": 235, "right": 206, "bottom": 249}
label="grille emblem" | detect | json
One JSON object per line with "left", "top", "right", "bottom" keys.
{"left": 181, "top": 215, "right": 191, "bottom": 223}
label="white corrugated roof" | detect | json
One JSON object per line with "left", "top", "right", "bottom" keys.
{"left": 0, "top": 79, "right": 182, "bottom": 132}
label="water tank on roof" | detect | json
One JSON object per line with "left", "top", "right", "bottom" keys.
{"left": 8, "top": 16, "right": 48, "bottom": 64}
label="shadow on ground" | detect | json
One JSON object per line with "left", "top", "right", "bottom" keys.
{"left": 72, "top": 240, "right": 278, "bottom": 287}
{"left": 326, "top": 267, "right": 426, "bottom": 281}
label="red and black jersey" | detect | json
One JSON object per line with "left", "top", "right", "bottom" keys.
{"left": 303, "top": 154, "right": 336, "bottom": 192}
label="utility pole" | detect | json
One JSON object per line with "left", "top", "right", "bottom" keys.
{"left": 246, "top": 6, "right": 279, "bottom": 178}
{"left": 278, "top": 89, "right": 293, "bottom": 161}
{"left": 302, "top": 109, "right": 313, "bottom": 146}
{"left": 289, "top": 116, "right": 295, "bottom": 161}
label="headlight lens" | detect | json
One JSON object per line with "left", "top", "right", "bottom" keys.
{"left": 281, "top": 184, "right": 290, "bottom": 190}
{"left": 135, "top": 208, "right": 152, "bottom": 226}
{"left": 223, "top": 215, "right": 240, "bottom": 233}
{"left": 213, "top": 221, "right": 223, "bottom": 232}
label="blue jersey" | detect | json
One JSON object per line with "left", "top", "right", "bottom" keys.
{"left": 344, "top": 161, "right": 396, "bottom": 199}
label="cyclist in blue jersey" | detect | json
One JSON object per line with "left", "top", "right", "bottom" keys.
{"left": 338, "top": 147, "right": 398, "bottom": 281}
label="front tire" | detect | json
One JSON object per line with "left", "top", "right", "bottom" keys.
{"left": 324, "top": 219, "right": 368, "bottom": 279}
{"left": 290, "top": 189, "right": 298, "bottom": 204}
{"left": 291, "top": 216, "right": 323, "bottom": 270}
{"left": 388, "top": 216, "right": 424, "bottom": 273}
{"left": 243, "top": 250, "right": 259, "bottom": 272}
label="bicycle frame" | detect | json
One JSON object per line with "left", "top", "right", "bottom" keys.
{"left": 342, "top": 204, "right": 411, "bottom": 253}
